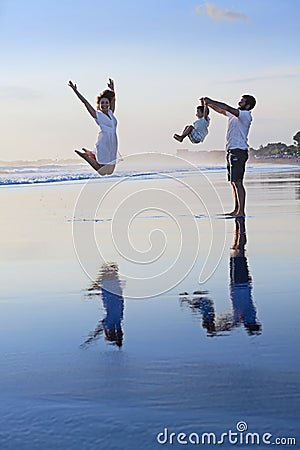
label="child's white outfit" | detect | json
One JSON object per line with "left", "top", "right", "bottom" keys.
{"left": 189, "top": 117, "right": 210, "bottom": 144}
{"left": 93, "top": 109, "right": 118, "bottom": 164}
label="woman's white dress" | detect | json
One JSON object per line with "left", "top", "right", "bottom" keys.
{"left": 93, "top": 109, "right": 118, "bottom": 165}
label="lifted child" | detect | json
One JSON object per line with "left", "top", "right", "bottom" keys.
{"left": 173, "top": 99, "right": 210, "bottom": 144}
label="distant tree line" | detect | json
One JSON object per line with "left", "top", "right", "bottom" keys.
{"left": 250, "top": 131, "right": 300, "bottom": 159}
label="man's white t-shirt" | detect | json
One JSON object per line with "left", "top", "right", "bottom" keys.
{"left": 225, "top": 110, "right": 252, "bottom": 151}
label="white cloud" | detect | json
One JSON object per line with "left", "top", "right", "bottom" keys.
{"left": 195, "top": 2, "right": 248, "bottom": 21}
{"left": 220, "top": 66, "right": 300, "bottom": 83}
{"left": 0, "top": 86, "right": 41, "bottom": 101}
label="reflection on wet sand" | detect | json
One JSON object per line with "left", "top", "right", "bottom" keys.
{"left": 180, "top": 218, "right": 261, "bottom": 337}
{"left": 82, "top": 263, "right": 124, "bottom": 348}
{"left": 179, "top": 291, "right": 217, "bottom": 337}
{"left": 230, "top": 218, "right": 261, "bottom": 335}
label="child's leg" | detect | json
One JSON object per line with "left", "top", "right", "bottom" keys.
{"left": 173, "top": 125, "right": 194, "bottom": 142}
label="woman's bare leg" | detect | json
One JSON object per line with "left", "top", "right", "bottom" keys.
{"left": 98, "top": 164, "right": 115, "bottom": 176}
{"left": 82, "top": 147, "right": 96, "bottom": 160}
{"left": 75, "top": 150, "right": 115, "bottom": 176}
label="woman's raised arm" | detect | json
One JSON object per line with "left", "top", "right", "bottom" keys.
{"left": 107, "top": 78, "right": 116, "bottom": 113}
{"left": 68, "top": 81, "right": 97, "bottom": 119}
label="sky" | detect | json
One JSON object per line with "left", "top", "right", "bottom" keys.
{"left": 0, "top": 0, "right": 299, "bottom": 161}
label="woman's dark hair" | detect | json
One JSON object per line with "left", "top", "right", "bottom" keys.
{"left": 242, "top": 94, "right": 256, "bottom": 110}
{"left": 96, "top": 89, "right": 115, "bottom": 105}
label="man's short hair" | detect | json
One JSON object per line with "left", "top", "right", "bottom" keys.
{"left": 243, "top": 95, "right": 256, "bottom": 110}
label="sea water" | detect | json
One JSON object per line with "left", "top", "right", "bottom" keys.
{"left": 0, "top": 160, "right": 299, "bottom": 449}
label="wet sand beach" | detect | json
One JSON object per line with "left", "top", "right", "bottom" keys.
{"left": 0, "top": 163, "right": 299, "bottom": 449}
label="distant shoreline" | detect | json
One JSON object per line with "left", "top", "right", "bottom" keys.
{"left": 0, "top": 151, "right": 299, "bottom": 167}
{"left": 0, "top": 158, "right": 82, "bottom": 167}
{"left": 176, "top": 150, "right": 299, "bottom": 166}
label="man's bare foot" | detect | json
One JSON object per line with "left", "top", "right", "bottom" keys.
{"left": 225, "top": 211, "right": 238, "bottom": 216}
{"left": 226, "top": 211, "right": 245, "bottom": 217}
{"left": 173, "top": 134, "right": 183, "bottom": 142}
{"left": 82, "top": 148, "right": 96, "bottom": 160}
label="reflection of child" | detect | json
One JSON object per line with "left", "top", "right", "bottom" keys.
{"left": 173, "top": 100, "right": 210, "bottom": 144}
{"left": 179, "top": 291, "right": 216, "bottom": 336}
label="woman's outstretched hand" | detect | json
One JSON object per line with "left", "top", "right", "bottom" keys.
{"left": 107, "top": 78, "right": 115, "bottom": 91}
{"left": 68, "top": 80, "right": 77, "bottom": 91}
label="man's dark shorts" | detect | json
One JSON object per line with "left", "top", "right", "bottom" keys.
{"left": 226, "top": 148, "right": 248, "bottom": 182}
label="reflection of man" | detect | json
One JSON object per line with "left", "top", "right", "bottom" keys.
{"left": 230, "top": 218, "right": 261, "bottom": 335}
{"left": 83, "top": 263, "right": 124, "bottom": 347}
{"left": 179, "top": 220, "right": 261, "bottom": 337}
{"left": 203, "top": 95, "right": 256, "bottom": 217}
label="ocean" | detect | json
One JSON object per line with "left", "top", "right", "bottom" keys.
{"left": 0, "top": 159, "right": 299, "bottom": 186}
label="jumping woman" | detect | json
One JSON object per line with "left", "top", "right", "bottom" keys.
{"left": 68, "top": 78, "right": 118, "bottom": 175}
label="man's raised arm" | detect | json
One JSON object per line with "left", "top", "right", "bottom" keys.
{"left": 203, "top": 97, "right": 239, "bottom": 117}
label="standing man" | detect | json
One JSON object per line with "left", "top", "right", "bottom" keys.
{"left": 203, "top": 95, "right": 256, "bottom": 217}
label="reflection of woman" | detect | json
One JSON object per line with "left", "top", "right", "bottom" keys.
{"left": 230, "top": 218, "right": 261, "bottom": 335}
{"left": 68, "top": 78, "right": 118, "bottom": 175}
{"left": 82, "top": 263, "right": 124, "bottom": 348}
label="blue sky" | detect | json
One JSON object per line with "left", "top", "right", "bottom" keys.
{"left": 0, "top": 0, "right": 299, "bottom": 161}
